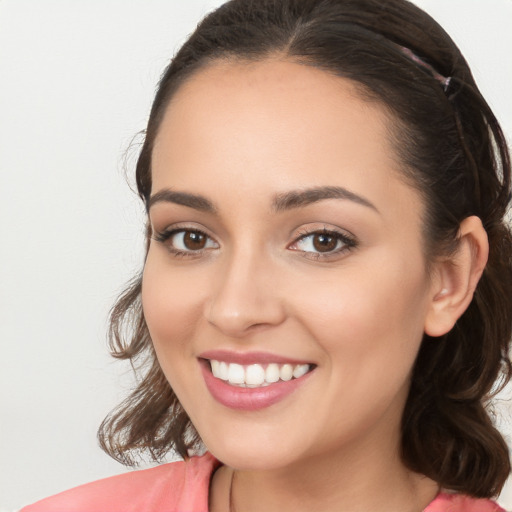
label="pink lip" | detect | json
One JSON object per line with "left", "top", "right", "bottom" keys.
{"left": 199, "top": 359, "right": 314, "bottom": 411}
{"left": 198, "top": 349, "right": 312, "bottom": 366}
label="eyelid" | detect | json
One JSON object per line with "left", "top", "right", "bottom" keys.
{"left": 288, "top": 226, "right": 357, "bottom": 259}
{"left": 152, "top": 224, "right": 220, "bottom": 257}
{"left": 151, "top": 221, "right": 216, "bottom": 241}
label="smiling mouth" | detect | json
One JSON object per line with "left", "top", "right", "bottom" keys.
{"left": 204, "top": 359, "right": 315, "bottom": 388}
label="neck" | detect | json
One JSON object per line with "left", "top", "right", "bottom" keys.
{"left": 232, "top": 452, "right": 438, "bottom": 512}
{"left": 210, "top": 428, "right": 439, "bottom": 512}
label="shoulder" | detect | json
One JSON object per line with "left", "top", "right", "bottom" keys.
{"left": 20, "top": 452, "right": 220, "bottom": 512}
{"left": 424, "top": 492, "right": 505, "bottom": 512}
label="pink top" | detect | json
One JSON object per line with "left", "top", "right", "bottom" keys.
{"left": 20, "top": 453, "right": 505, "bottom": 512}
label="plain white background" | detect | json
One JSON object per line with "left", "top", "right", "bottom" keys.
{"left": 1, "top": 1, "right": 511, "bottom": 510}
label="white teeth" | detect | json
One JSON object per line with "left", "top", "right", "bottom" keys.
{"left": 228, "top": 363, "right": 245, "bottom": 384}
{"left": 246, "top": 364, "right": 265, "bottom": 386}
{"left": 280, "top": 364, "right": 293, "bottom": 381}
{"left": 293, "top": 364, "right": 309, "bottom": 379}
{"left": 265, "top": 363, "right": 280, "bottom": 383}
{"left": 209, "top": 360, "right": 311, "bottom": 387}
{"left": 218, "top": 361, "right": 229, "bottom": 381}
{"left": 210, "top": 360, "right": 220, "bottom": 377}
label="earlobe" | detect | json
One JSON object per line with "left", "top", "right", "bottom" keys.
{"left": 424, "top": 216, "right": 489, "bottom": 337}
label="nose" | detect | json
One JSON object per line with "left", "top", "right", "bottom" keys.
{"left": 205, "top": 249, "right": 286, "bottom": 338}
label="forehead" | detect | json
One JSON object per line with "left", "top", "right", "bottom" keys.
{"left": 155, "top": 59, "right": 392, "bottom": 160}
{"left": 151, "top": 58, "right": 421, "bottom": 224}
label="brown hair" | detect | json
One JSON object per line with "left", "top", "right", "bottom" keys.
{"left": 98, "top": 0, "right": 512, "bottom": 497}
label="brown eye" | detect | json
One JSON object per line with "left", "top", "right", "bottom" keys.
{"left": 290, "top": 229, "right": 356, "bottom": 258}
{"left": 183, "top": 231, "right": 207, "bottom": 250}
{"left": 153, "top": 228, "right": 219, "bottom": 255}
{"left": 312, "top": 233, "right": 338, "bottom": 252}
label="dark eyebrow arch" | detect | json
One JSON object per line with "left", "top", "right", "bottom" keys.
{"left": 148, "top": 189, "right": 217, "bottom": 214}
{"left": 148, "top": 185, "right": 378, "bottom": 215}
{"left": 272, "top": 186, "right": 379, "bottom": 213}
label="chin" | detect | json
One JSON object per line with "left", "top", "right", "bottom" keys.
{"left": 210, "top": 447, "right": 298, "bottom": 472}
{"left": 200, "top": 426, "right": 305, "bottom": 471}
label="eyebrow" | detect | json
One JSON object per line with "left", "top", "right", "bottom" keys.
{"left": 272, "top": 186, "right": 379, "bottom": 213}
{"left": 148, "top": 185, "right": 378, "bottom": 214}
{"left": 148, "top": 189, "right": 217, "bottom": 213}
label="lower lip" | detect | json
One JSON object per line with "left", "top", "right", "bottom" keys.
{"left": 200, "top": 361, "right": 314, "bottom": 411}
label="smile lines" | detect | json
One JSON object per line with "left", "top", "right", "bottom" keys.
{"left": 209, "top": 360, "right": 312, "bottom": 387}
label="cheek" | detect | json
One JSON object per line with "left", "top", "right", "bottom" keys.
{"left": 141, "top": 253, "right": 213, "bottom": 415}
{"left": 291, "top": 254, "right": 430, "bottom": 374}
{"left": 141, "top": 253, "right": 205, "bottom": 364}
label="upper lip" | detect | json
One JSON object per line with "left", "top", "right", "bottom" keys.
{"left": 198, "top": 349, "right": 313, "bottom": 366}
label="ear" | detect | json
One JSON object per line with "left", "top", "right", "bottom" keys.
{"left": 424, "top": 216, "right": 489, "bottom": 337}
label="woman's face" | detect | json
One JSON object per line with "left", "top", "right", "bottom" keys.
{"left": 143, "top": 59, "right": 438, "bottom": 471}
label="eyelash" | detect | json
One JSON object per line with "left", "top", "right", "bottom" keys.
{"left": 152, "top": 226, "right": 357, "bottom": 260}
{"left": 291, "top": 228, "right": 357, "bottom": 260}
{"left": 152, "top": 227, "right": 216, "bottom": 259}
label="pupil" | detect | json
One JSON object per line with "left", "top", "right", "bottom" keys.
{"left": 313, "top": 234, "right": 337, "bottom": 252}
{"left": 184, "top": 231, "right": 206, "bottom": 250}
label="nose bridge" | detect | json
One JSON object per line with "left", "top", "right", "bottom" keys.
{"left": 206, "top": 241, "right": 285, "bottom": 336}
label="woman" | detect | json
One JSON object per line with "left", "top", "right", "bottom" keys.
{"left": 22, "top": 0, "right": 511, "bottom": 510}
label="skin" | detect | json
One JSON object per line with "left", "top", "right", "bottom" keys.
{"left": 142, "top": 59, "right": 488, "bottom": 512}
